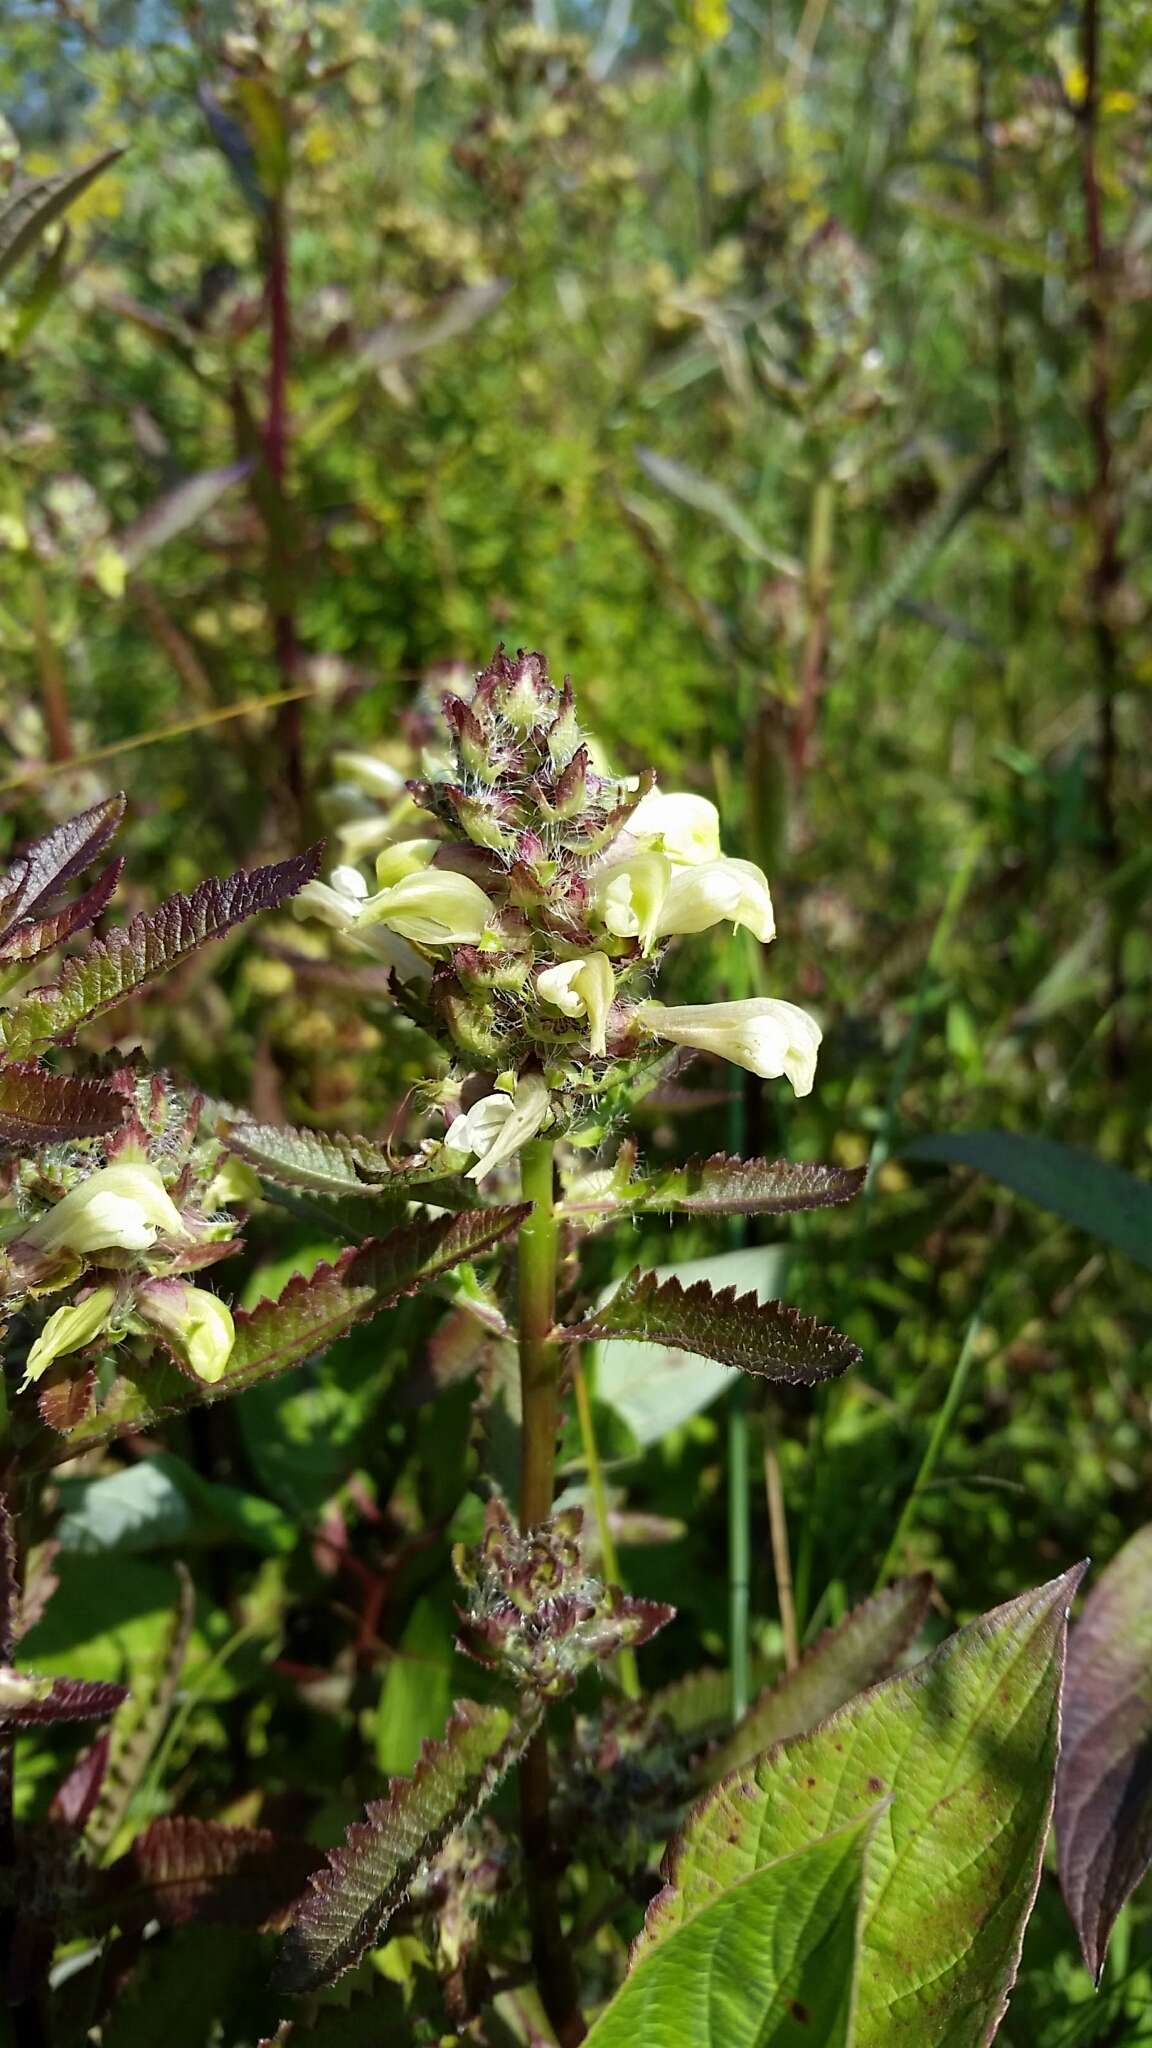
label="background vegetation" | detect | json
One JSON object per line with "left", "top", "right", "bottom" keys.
{"left": 1, "top": 1, "right": 1150, "bottom": 2040}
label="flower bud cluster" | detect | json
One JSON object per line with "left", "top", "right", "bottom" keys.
{"left": 297, "top": 647, "right": 823, "bottom": 1176}
{"left": 0, "top": 1072, "right": 251, "bottom": 1394}
{"left": 453, "top": 1499, "right": 672, "bottom": 1699}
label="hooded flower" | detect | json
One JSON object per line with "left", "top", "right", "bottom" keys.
{"left": 359, "top": 867, "right": 495, "bottom": 948}
{"left": 445, "top": 1073, "right": 551, "bottom": 1182}
{"left": 592, "top": 852, "right": 672, "bottom": 955}
{"left": 20, "top": 1163, "right": 189, "bottom": 1258}
{"left": 21, "top": 1286, "right": 118, "bottom": 1387}
{"left": 655, "top": 857, "right": 776, "bottom": 945}
{"left": 628, "top": 789, "right": 721, "bottom": 867}
{"left": 536, "top": 953, "right": 615, "bottom": 1057}
{"left": 635, "top": 998, "right": 822, "bottom": 1094}
{"left": 136, "top": 1278, "right": 236, "bottom": 1385}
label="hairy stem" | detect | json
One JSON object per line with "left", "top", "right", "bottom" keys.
{"left": 517, "top": 1140, "right": 585, "bottom": 2045}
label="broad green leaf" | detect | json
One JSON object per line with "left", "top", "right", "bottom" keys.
{"left": 585, "top": 1809, "right": 877, "bottom": 2048}
{"left": 0, "top": 1062, "right": 126, "bottom": 1148}
{"left": 2, "top": 848, "right": 323, "bottom": 1056}
{"left": 114, "top": 461, "right": 253, "bottom": 571}
{"left": 0, "top": 149, "right": 123, "bottom": 286}
{"left": 594, "top": 1247, "right": 787, "bottom": 1447}
{"left": 574, "top": 1269, "right": 860, "bottom": 1385}
{"left": 375, "top": 1593, "right": 461, "bottom": 1777}
{"left": 275, "top": 1698, "right": 541, "bottom": 1991}
{"left": 636, "top": 447, "right": 800, "bottom": 575}
{"left": 39, "top": 1206, "right": 528, "bottom": 1463}
{"left": 705, "top": 1575, "right": 934, "bottom": 1782}
{"left": 1057, "top": 1526, "right": 1152, "bottom": 1979}
{"left": 902, "top": 1131, "right": 1152, "bottom": 1271}
{"left": 641, "top": 1567, "right": 1085, "bottom": 2046}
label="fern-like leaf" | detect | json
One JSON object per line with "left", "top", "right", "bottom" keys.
{"left": 275, "top": 1698, "right": 540, "bottom": 1992}
{"left": 0, "top": 1062, "right": 127, "bottom": 1148}
{"left": 570, "top": 1270, "right": 861, "bottom": 1384}
{"left": 39, "top": 1206, "right": 529, "bottom": 1463}
{"left": 2, "top": 847, "right": 323, "bottom": 1055}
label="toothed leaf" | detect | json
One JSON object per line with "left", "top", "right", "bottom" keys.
{"left": 1057, "top": 1526, "right": 1152, "bottom": 1980}
{"left": 0, "top": 795, "right": 125, "bottom": 940}
{"left": 704, "top": 1576, "right": 934, "bottom": 1782}
{"left": 105, "top": 1816, "right": 320, "bottom": 1931}
{"left": 572, "top": 1269, "right": 861, "bottom": 1385}
{"left": 0, "top": 1063, "right": 126, "bottom": 1148}
{"left": 2, "top": 847, "right": 323, "bottom": 1055}
{"left": 0, "top": 860, "right": 124, "bottom": 966}
{"left": 275, "top": 1698, "right": 540, "bottom": 1992}
{"left": 0, "top": 1667, "right": 127, "bottom": 1727}
{"left": 221, "top": 1118, "right": 457, "bottom": 1198}
{"left": 641, "top": 1568, "right": 1085, "bottom": 2047}
{"left": 0, "top": 149, "right": 124, "bottom": 286}
{"left": 572, "top": 1156, "right": 867, "bottom": 1218}
{"left": 39, "top": 1206, "right": 529, "bottom": 1462}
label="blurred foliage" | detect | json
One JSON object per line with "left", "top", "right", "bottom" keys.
{"left": 2, "top": 0, "right": 1152, "bottom": 2039}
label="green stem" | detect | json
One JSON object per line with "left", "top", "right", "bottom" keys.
{"left": 572, "top": 1347, "right": 639, "bottom": 1701}
{"left": 728, "top": 1381, "right": 750, "bottom": 1721}
{"left": 873, "top": 1297, "right": 986, "bottom": 1589}
{"left": 516, "top": 1139, "right": 585, "bottom": 2046}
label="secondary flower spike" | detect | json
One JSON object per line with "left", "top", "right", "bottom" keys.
{"left": 297, "top": 646, "right": 822, "bottom": 1177}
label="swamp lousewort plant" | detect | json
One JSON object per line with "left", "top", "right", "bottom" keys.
{"left": 0, "top": 654, "right": 1092, "bottom": 2048}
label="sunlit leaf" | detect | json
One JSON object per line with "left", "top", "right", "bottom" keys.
{"left": 1057, "top": 1526, "right": 1152, "bottom": 1979}
{"left": 221, "top": 1117, "right": 459, "bottom": 1198}
{"left": 2, "top": 847, "right": 323, "bottom": 1056}
{"left": 642, "top": 1567, "right": 1085, "bottom": 2045}
{"left": 0, "top": 149, "right": 124, "bottom": 286}
{"left": 705, "top": 1575, "right": 934, "bottom": 1782}
{"left": 0, "top": 794, "right": 125, "bottom": 940}
{"left": 585, "top": 1809, "right": 876, "bottom": 2048}
{"left": 275, "top": 1698, "right": 541, "bottom": 1991}
{"left": 573, "top": 1268, "right": 860, "bottom": 1386}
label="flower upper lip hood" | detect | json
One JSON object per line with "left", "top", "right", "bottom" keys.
{"left": 19, "top": 1161, "right": 190, "bottom": 1258}
{"left": 635, "top": 999, "right": 822, "bottom": 1095}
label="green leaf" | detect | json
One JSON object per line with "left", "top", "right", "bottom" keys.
{"left": 636, "top": 447, "right": 801, "bottom": 575}
{"left": 0, "top": 148, "right": 124, "bottom": 286}
{"left": 114, "top": 461, "right": 253, "bottom": 571}
{"left": 641, "top": 1567, "right": 1085, "bottom": 2047}
{"left": 375, "top": 1593, "right": 462, "bottom": 1777}
{"left": 2, "top": 847, "right": 323, "bottom": 1056}
{"left": 594, "top": 1246, "right": 788, "bottom": 1448}
{"left": 55, "top": 1451, "right": 294, "bottom": 1558}
{"left": 704, "top": 1575, "right": 934, "bottom": 1782}
{"left": 0, "top": 1062, "right": 126, "bottom": 1148}
{"left": 564, "top": 1155, "right": 866, "bottom": 1219}
{"left": 585, "top": 1809, "right": 876, "bottom": 2048}
{"left": 573, "top": 1269, "right": 860, "bottom": 1386}
{"left": 274, "top": 1698, "right": 541, "bottom": 1992}
{"left": 221, "top": 1117, "right": 460, "bottom": 1199}
{"left": 40, "top": 1206, "right": 529, "bottom": 1463}
{"left": 902, "top": 1131, "right": 1152, "bottom": 1271}
{"left": 1057, "top": 1525, "right": 1152, "bottom": 1979}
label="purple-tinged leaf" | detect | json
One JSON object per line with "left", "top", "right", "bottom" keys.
{"left": 1057, "top": 1526, "right": 1152, "bottom": 1980}
{"left": 0, "top": 1667, "right": 127, "bottom": 1727}
{"left": 39, "top": 1206, "right": 529, "bottom": 1462}
{"left": 2, "top": 846, "right": 323, "bottom": 1056}
{"left": 275, "top": 1697, "right": 541, "bottom": 1992}
{"left": 643, "top": 1567, "right": 1086, "bottom": 2046}
{"left": 104, "top": 1816, "right": 320, "bottom": 1931}
{"left": 0, "top": 794, "right": 125, "bottom": 941}
{"left": 0, "top": 1063, "right": 126, "bottom": 1148}
{"left": 51, "top": 1730, "right": 111, "bottom": 1832}
{"left": 0, "top": 859, "right": 124, "bottom": 965}
{"left": 704, "top": 1575, "right": 934, "bottom": 1781}
{"left": 114, "top": 461, "right": 253, "bottom": 572}
{"left": 571, "top": 1268, "right": 861, "bottom": 1386}
{"left": 0, "top": 149, "right": 124, "bottom": 287}
{"left": 221, "top": 1117, "right": 455, "bottom": 1198}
